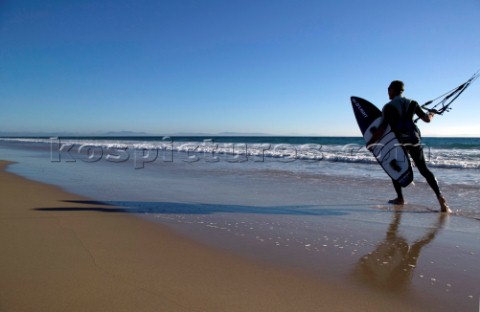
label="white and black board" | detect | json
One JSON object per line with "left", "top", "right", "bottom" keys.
{"left": 351, "top": 96, "right": 413, "bottom": 187}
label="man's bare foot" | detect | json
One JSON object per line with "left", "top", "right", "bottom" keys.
{"left": 438, "top": 194, "right": 452, "bottom": 213}
{"left": 388, "top": 198, "right": 404, "bottom": 205}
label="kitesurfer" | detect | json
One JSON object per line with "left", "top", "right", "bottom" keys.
{"left": 369, "top": 80, "right": 451, "bottom": 213}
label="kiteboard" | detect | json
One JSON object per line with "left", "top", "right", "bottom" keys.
{"left": 351, "top": 96, "right": 413, "bottom": 187}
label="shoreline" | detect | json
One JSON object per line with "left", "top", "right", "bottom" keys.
{"left": 0, "top": 160, "right": 426, "bottom": 311}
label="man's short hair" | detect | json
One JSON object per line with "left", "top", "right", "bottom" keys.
{"left": 389, "top": 80, "right": 405, "bottom": 92}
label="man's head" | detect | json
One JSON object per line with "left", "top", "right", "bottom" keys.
{"left": 388, "top": 80, "right": 404, "bottom": 99}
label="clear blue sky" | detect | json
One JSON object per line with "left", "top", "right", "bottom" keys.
{"left": 1, "top": 0, "right": 479, "bottom": 136}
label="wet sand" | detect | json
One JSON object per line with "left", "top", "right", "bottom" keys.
{"left": 0, "top": 160, "right": 476, "bottom": 311}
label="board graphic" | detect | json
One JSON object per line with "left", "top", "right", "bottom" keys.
{"left": 351, "top": 96, "right": 413, "bottom": 187}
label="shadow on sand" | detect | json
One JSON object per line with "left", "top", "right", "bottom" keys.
{"left": 34, "top": 200, "right": 442, "bottom": 217}
{"left": 29, "top": 200, "right": 391, "bottom": 217}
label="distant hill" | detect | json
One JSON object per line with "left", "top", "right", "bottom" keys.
{"left": 169, "top": 132, "right": 273, "bottom": 137}
{"left": 101, "top": 131, "right": 151, "bottom": 137}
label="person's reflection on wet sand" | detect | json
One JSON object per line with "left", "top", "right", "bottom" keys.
{"left": 352, "top": 210, "right": 447, "bottom": 293}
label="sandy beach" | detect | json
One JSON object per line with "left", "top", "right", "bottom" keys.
{"left": 0, "top": 159, "right": 438, "bottom": 312}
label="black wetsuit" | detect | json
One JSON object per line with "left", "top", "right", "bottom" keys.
{"left": 382, "top": 96, "right": 441, "bottom": 198}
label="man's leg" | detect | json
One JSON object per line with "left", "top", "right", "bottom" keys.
{"left": 389, "top": 179, "right": 404, "bottom": 204}
{"left": 408, "top": 145, "right": 451, "bottom": 213}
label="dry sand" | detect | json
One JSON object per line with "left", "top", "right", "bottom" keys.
{"left": 0, "top": 160, "right": 430, "bottom": 311}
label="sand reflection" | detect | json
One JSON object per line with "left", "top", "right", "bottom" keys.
{"left": 353, "top": 210, "right": 447, "bottom": 292}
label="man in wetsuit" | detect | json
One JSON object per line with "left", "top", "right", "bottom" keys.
{"left": 369, "top": 80, "right": 451, "bottom": 213}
